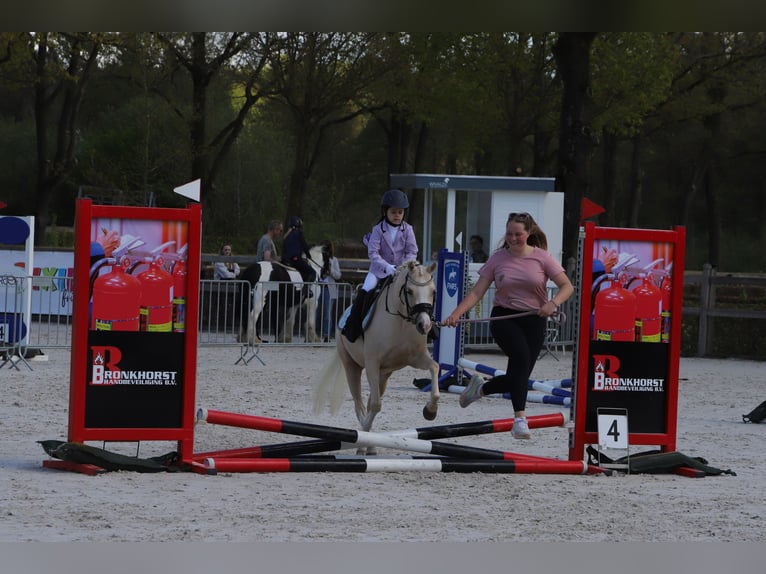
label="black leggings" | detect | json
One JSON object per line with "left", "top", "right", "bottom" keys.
{"left": 482, "top": 306, "right": 547, "bottom": 412}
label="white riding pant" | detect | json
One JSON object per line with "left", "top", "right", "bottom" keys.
{"left": 362, "top": 271, "right": 379, "bottom": 292}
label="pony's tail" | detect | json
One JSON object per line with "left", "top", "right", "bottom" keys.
{"left": 311, "top": 350, "right": 347, "bottom": 416}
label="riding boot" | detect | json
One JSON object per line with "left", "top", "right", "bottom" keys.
{"left": 342, "top": 288, "right": 368, "bottom": 342}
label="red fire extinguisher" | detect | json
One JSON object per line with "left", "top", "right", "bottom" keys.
{"left": 593, "top": 276, "right": 636, "bottom": 342}
{"left": 92, "top": 260, "right": 142, "bottom": 331}
{"left": 172, "top": 260, "right": 187, "bottom": 333}
{"left": 136, "top": 259, "right": 173, "bottom": 332}
{"left": 660, "top": 275, "right": 672, "bottom": 343}
{"left": 632, "top": 274, "right": 662, "bottom": 343}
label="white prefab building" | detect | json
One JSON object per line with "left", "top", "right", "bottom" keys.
{"left": 388, "top": 173, "right": 564, "bottom": 266}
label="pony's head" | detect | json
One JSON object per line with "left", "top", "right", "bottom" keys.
{"left": 393, "top": 260, "right": 437, "bottom": 336}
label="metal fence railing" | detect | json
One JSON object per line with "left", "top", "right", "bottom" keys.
{"left": 4, "top": 272, "right": 573, "bottom": 366}
{"left": 7, "top": 264, "right": 765, "bottom": 364}
{"left": 1, "top": 275, "right": 33, "bottom": 370}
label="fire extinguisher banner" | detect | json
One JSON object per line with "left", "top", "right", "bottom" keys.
{"left": 569, "top": 223, "right": 686, "bottom": 462}
{"left": 66, "top": 199, "right": 202, "bottom": 460}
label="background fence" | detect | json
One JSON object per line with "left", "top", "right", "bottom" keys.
{"left": 2, "top": 264, "right": 764, "bottom": 365}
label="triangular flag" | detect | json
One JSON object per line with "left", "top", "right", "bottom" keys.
{"left": 174, "top": 179, "right": 201, "bottom": 202}
{"left": 580, "top": 197, "right": 605, "bottom": 222}
{"left": 455, "top": 231, "right": 463, "bottom": 249}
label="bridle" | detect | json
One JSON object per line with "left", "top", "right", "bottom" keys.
{"left": 383, "top": 267, "right": 435, "bottom": 325}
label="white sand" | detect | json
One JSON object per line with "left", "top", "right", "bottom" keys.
{"left": 1, "top": 345, "right": 764, "bottom": 544}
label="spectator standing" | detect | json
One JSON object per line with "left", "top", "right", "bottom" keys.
{"left": 256, "top": 220, "right": 283, "bottom": 262}
{"left": 316, "top": 239, "right": 342, "bottom": 341}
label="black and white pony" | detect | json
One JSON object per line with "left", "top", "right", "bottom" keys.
{"left": 239, "top": 245, "right": 323, "bottom": 344}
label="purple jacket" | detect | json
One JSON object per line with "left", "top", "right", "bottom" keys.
{"left": 366, "top": 220, "right": 419, "bottom": 279}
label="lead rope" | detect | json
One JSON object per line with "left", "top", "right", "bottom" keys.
{"left": 435, "top": 309, "right": 565, "bottom": 327}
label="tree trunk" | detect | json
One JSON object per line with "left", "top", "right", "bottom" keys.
{"left": 703, "top": 113, "right": 722, "bottom": 268}
{"left": 286, "top": 127, "right": 311, "bottom": 221}
{"left": 552, "top": 32, "right": 597, "bottom": 264}
{"left": 33, "top": 36, "right": 51, "bottom": 244}
{"left": 32, "top": 33, "right": 99, "bottom": 244}
{"left": 189, "top": 33, "right": 211, "bottom": 211}
{"left": 627, "top": 137, "right": 644, "bottom": 228}
{"left": 601, "top": 129, "right": 617, "bottom": 226}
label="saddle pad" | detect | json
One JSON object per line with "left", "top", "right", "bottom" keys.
{"left": 285, "top": 269, "right": 303, "bottom": 284}
{"left": 338, "top": 299, "right": 379, "bottom": 331}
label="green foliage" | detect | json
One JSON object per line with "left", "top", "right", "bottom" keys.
{"left": 0, "top": 116, "right": 36, "bottom": 212}
{"left": 2, "top": 32, "right": 766, "bottom": 272}
{"left": 590, "top": 33, "right": 676, "bottom": 136}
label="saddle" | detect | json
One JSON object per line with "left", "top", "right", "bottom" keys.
{"left": 338, "top": 277, "right": 391, "bottom": 332}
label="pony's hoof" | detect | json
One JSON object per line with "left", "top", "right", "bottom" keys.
{"left": 423, "top": 405, "right": 437, "bottom": 421}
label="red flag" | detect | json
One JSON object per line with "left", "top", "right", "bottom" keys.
{"left": 580, "top": 197, "right": 605, "bottom": 222}
{"left": 0, "top": 201, "right": 7, "bottom": 210}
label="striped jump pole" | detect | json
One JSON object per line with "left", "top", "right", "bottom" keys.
{"left": 192, "top": 438, "right": 344, "bottom": 461}
{"left": 193, "top": 412, "right": 566, "bottom": 461}
{"left": 524, "top": 393, "right": 570, "bottom": 407}
{"left": 196, "top": 408, "right": 605, "bottom": 474}
{"left": 445, "top": 385, "right": 572, "bottom": 407}
{"left": 529, "top": 380, "right": 572, "bottom": 398}
{"left": 457, "top": 358, "right": 573, "bottom": 394}
{"left": 385, "top": 411, "right": 564, "bottom": 440}
{"left": 201, "top": 456, "right": 605, "bottom": 475}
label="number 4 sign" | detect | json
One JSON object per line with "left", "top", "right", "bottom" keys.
{"left": 598, "top": 408, "right": 629, "bottom": 450}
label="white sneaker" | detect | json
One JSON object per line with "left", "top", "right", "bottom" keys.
{"left": 512, "top": 417, "right": 531, "bottom": 439}
{"left": 459, "top": 374, "right": 485, "bottom": 408}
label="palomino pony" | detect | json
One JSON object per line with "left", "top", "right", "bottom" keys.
{"left": 240, "top": 245, "right": 323, "bottom": 344}
{"left": 312, "top": 260, "right": 440, "bottom": 449}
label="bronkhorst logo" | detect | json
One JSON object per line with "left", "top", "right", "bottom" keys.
{"left": 592, "top": 354, "right": 665, "bottom": 392}
{"left": 90, "top": 345, "right": 179, "bottom": 386}
{"left": 444, "top": 260, "right": 460, "bottom": 298}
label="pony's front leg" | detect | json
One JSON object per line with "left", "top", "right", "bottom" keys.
{"left": 424, "top": 360, "right": 440, "bottom": 420}
{"left": 304, "top": 288, "right": 321, "bottom": 343}
{"left": 343, "top": 360, "right": 368, "bottom": 455}
{"left": 245, "top": 286, "right": 264, "bottom": 345}
{"left": 359, "top": 389, "right": 381, "bottom": 433}
{"left": 281, "top": 307, "right": 295, "bottom": 343}
{"left": 412, "top": 355, "right": 440, "bottom": 421}
{"left": 358, "top": 366, "right": 385, "bottom": 455}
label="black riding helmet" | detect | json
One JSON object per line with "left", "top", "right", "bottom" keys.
{"left": 381, "top": 189, "right": 409, "bottom": 210}
{"left": 288, "top": 215, "right": 303, "bottom": 229}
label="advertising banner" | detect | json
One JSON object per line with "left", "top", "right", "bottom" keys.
{"left": 64, "top": 199, "right": 201, "bottom": 461}
{"left": 433, "top": 249, "right": 466, "bottom": 381}
{"left": 569, "top": 223, "right": 686, "bottom": 461}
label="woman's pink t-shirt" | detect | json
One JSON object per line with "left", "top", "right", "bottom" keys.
{"left": 478, "top": 247, "right": 564, "bottom": 312}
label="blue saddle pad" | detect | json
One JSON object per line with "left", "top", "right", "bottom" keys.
{"left": 338, "top": 301, "right": 376, "bottom": 331}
